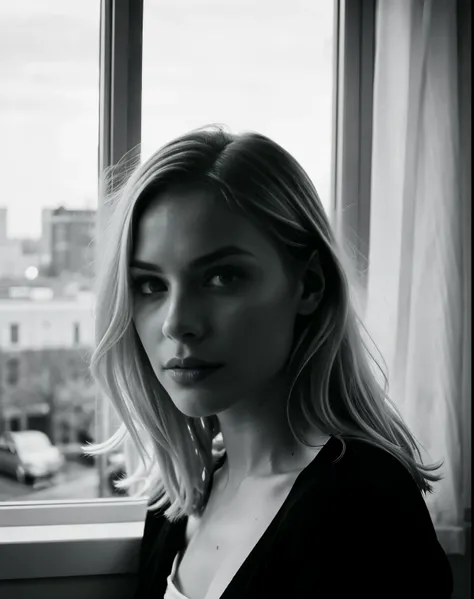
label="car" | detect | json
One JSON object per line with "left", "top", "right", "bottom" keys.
{"left": 0, "top": 430, "right": 65, "bottom": 484}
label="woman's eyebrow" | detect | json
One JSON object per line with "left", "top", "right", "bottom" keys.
{"left": 129, "top": 245, "right": 256, "bottom": 273}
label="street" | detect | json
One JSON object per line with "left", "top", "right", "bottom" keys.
{"left": 0, "top": 461, "right": 107, "bottom": 501}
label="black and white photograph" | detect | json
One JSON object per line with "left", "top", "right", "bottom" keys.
{"left": 0, "top": 1, "right": 470, "bottom": 598}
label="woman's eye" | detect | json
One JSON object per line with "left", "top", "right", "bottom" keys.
{"left": 206, "top": 268, "right": 245, "bottom": 288}
{"left": 132, "top": 277, "right": 164, "bottom": 296}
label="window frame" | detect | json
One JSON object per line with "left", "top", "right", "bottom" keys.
{"left": 0, "top": 0, "right": 375, "bottom": 580}
{"left": 332, "top": 0, "right": 375, "bottom": 315}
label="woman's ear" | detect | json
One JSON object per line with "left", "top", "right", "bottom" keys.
{"left": 296, "top": 251, "right": 325, "bottom": 316}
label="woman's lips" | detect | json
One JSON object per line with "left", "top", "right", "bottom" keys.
{"left": 165, "top": 366, "right": 223, "bottom": 386}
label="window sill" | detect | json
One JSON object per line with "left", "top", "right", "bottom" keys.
{"left": 0, "top": 497, "right": 148, "bottom": 527}
{"left": 0, "top": 521, "right": 145, "bottom": 580}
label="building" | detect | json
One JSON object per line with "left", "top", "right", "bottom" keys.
{"left": 42, "top": 206, "right": 96, "bottom": 279}
{"left": 0, "top": 207, "right": 42, "bottom": 280}
{"left": 0, "top": 239, "right": 42, "bottom": 279}
{"left": 0, "top": 293, "right": 96, "bottom": 439}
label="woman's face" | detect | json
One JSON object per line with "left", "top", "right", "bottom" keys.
{"left": 130, "top": 184, "right": 305, "bottom": 418}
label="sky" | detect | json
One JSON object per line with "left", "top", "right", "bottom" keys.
{"left": 0, "top": 0, "right": 334, "bottom": 239}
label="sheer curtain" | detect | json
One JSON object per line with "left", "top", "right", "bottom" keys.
{"left": 365, "top": 0, "right": 470, "bottom": 554}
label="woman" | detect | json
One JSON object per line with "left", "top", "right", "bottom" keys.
{"left": 86, "top": 126, "right": 453, "bottom": 598}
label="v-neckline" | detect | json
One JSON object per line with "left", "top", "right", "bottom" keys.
{"left": 176, "top": 434, "right": 340, "bottom": 599}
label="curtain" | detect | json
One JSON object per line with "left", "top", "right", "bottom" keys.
{"left": 366, "top": 0, "right": 470, "bottom": 555}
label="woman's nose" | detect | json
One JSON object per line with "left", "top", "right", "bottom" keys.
{"left": 161, "top": 292, "right": 206, "bottom": 341}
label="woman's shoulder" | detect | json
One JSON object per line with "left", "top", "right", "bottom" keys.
{"left": 294, "top": 435, "right": 433, "bottom": 526}
{"left": 302, "top": 437, "right": 443, "bottom": 544}
{"left": 287, "top": 435, "right": 429, "bottom": 532}
{"left": 332, "top": 436, "right": 423, "bottom": 494}
{"left": 292, "top": 438, "right": 453, "bottom": 598}
{"left": 322, "top": 437, "right": 439, "bottom": 538}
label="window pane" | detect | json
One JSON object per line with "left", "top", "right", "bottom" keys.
{"left": 0, "top": 1, "right": 123, "bottom": 502}
{"left": 142, "top": 0, "right": 335, "bottom": 216}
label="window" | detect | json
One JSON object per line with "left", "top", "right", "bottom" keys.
{"left": 10, "top": 323, "right": 19, "bottom": 344}
{"left": 0, "top": 0, "right": 377, "bottom": 585}
{"left": 0, "top": 0, "right": 102, "bottom": 504}
{"left": 6, "top": 358, "right": 20, "bottom": 386}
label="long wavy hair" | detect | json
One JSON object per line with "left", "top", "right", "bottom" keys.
{"left": 85, "top": 124, "right": 442, "bottom": 522}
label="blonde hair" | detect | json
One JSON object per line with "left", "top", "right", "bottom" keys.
{"left": 85, "top": 124, "right": 442, "bottom": 522}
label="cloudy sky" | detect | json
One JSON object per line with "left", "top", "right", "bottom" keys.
{"left": 1, "top": 0, "right": 334, "bottom": 239}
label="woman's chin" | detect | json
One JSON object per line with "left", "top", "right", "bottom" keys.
{"left": 169, "top": 392, "right": 224, "bottom": 419}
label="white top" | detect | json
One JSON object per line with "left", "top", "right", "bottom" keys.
{"left": 164, "top": 551, "right": 190, "bottom": 599}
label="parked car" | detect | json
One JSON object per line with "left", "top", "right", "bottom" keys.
{"left": 0, "top": 430, "right": 65, "bottom": 484}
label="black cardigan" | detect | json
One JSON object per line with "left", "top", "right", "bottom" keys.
{"left": 133, "top": 436, "right": 453, "bottom": 598}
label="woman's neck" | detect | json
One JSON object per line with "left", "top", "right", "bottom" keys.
{"left": 215, "top": 382, "right": 328, "bottom": 492}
